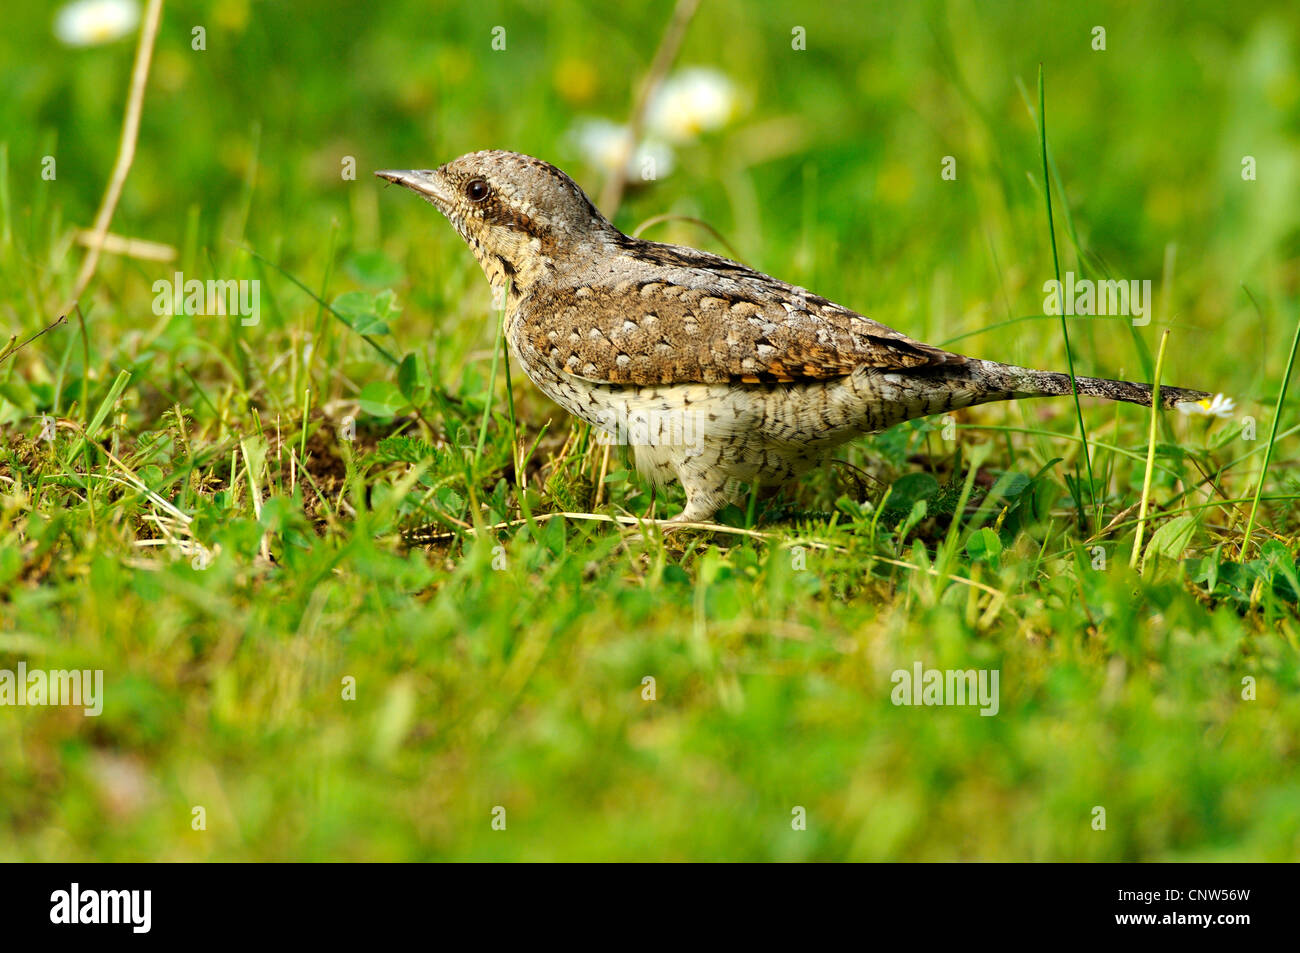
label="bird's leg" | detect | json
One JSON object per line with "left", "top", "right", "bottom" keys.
{"left": 670, "top": 465, "right": 734, "bottom": 524}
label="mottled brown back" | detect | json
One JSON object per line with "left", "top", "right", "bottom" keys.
{"left": 524, "top": 239, "right": 966, "bottom": 385}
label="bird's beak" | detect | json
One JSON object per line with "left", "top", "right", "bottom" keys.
{"left": 375, "top": 169, "right": 453, "bottom": 210}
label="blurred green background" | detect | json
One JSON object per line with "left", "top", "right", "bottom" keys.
{"left": 7, "top": 0, "right": 1297, "bottom": 372}
{"left": 1, "top": 0, "right": 1298, "bottom": 861}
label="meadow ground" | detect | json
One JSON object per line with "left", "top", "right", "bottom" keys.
{"left": 1, "top": 0, "right": 1299, "bottom": 860}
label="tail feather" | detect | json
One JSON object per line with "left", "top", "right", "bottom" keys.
{"left": 972, "top": 359, "right": 1210, "bottom": 410}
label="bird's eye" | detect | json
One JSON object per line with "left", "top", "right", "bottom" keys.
{"left": 465, "top": 179, "right": 490, "bottom": 202}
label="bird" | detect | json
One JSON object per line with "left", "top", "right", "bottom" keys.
{"left": 376, "top": 151, "right": 1209, "bottom": 523}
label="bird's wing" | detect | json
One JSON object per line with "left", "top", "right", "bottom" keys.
{"left": 521, "top": 255, "right": 965, "bottom": 386}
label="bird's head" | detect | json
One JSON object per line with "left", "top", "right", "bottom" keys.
{"left": 376, "top": 151, "right": 617, "bottom": 294}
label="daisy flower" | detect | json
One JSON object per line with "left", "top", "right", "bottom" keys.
{"left": 54, "top": 0, "right": 140, "bottom": 47}
{"left": 1176, "top": 393, "right": 1236, "bottom": 418}
{"left": 646, "top": 68, "right": 739, "bottom": 143}
{"left": 567, "top": 118, "right": 675, "bottom": 180}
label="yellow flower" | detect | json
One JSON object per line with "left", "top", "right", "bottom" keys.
{"left": 554, "top": 58, "right": 598, "bottom": 105}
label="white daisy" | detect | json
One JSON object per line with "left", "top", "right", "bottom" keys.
{"left": 54, "top": 0, "right": 140, "bottom": 47}
{"left": 646, "top": 68, "right": 739, "bottom": 143}
{"left": 1176, "top": 393, "right": 1236, "bottom": 418}
{"left": 568, "top": 118, "right": 675, "bottom": 181}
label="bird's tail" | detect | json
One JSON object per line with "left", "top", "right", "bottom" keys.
{"left": 964, "top": 358, "right": 1210, "bottom": 409}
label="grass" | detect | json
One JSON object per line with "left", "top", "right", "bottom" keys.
{"left": 1, "top": 0, "right": 1300, "bottom": 861}
{"left": 1131, "top": 329, "right": 1170, "bottom": 568}
{"left": 1037, "top": 64, "right": 1097, "bottom": 530}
